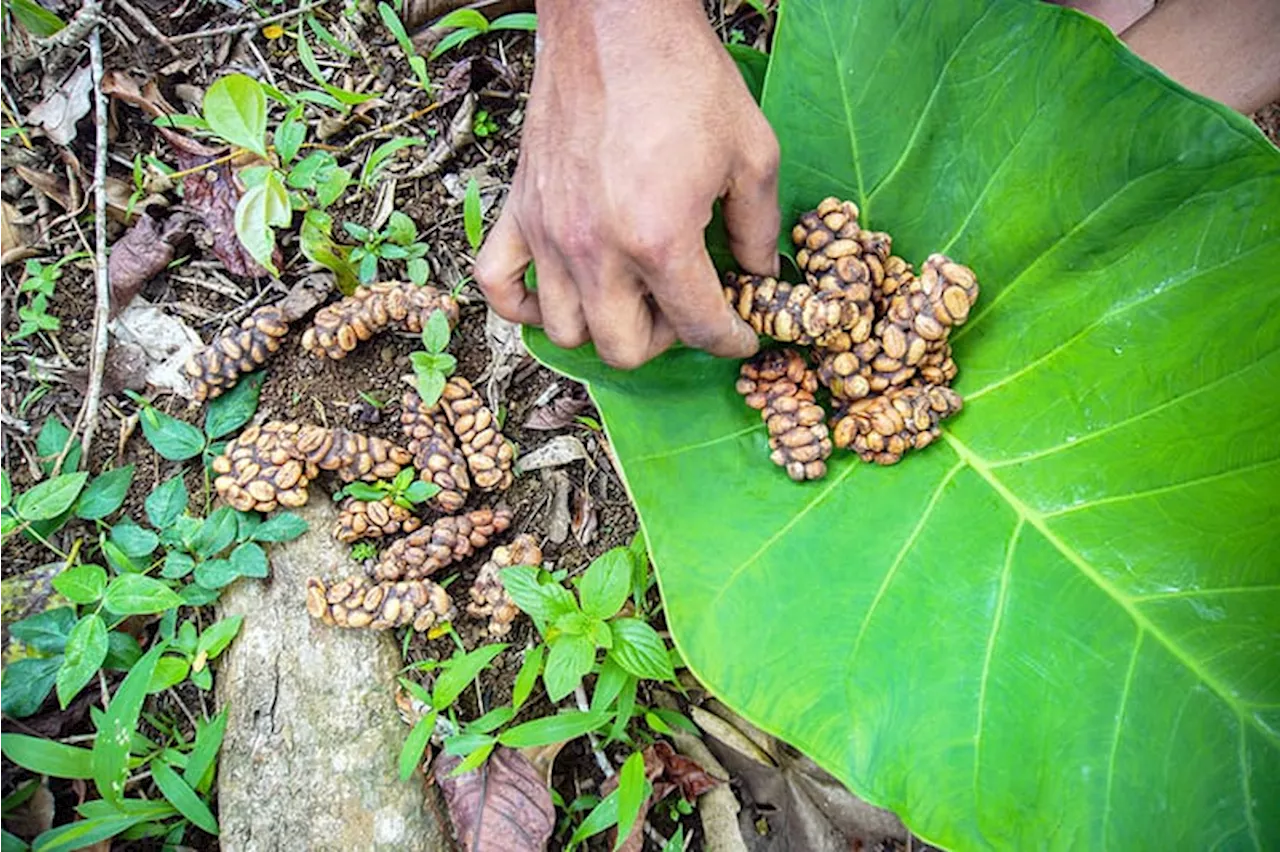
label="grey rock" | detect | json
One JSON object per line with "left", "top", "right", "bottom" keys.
{"left": 216, "top": 498, "right": 448, "bottom": 852}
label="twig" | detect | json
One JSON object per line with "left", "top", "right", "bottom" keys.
{"left": 574, "top": 683, "right": 614, "bottom": 778}
{"left": 166, "top": 687, "right": 201, "bottom": 730}
{"left": 32, "top": 2, "right": 101, "bottom": 54}
{"left": 166, "top": 0, "right": 326, "bottom": 43}
{"left": 113, "top": 0, "right": 180, "bottom": 55}
{"left": 80, "top": 18, "right": 110, "bottom": 462}
{"left": 341, "top": 102, "right": 443, "bottom": 153}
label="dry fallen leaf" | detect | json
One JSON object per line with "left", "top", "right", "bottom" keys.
{"left": 524, "top": 395, "right": 593, "bottom": 431}
{"left": 109, "top": 299, "right": 203, "bottom": 396}
{"left": 543, "top": 469, "right": 570, "bottom": 545}
{"left": 107, "top": 213, "right": 188, "bottom": 315}
{"left": 571, "top": 484, "right": 597, "bottom": 546}
{"left": 515, "top": 435, "right": 589, "bottom": 474}
{"left": 602, "top": 742, "right": 722, "bottom": 852}
{"left": 27, "top": 65, "right": 93, "bottom": 146}
{"left": 436, "top": 746, "right": 554, "bottom": 852}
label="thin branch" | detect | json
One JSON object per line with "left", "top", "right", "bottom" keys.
{"left": 80, "top": 18, "right": 110, "bottom": 462}
{"left": 166, "top": 1, "right": 326, "bottom": 44}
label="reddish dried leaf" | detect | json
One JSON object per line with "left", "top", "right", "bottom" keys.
{"left": 107, "top": 213, "right": 185, "bottom": 315}
{"left": 648, "top": 741, "right": 720, "bottom": 801}
{"left": 436, "top": 746, "right": 554, "bottom": 852}
{"left": 571, "top": 485, "right": 597, "bottom": 546}
{"left": 523, "top": 396, "right": 593, "bottom": 431}
{"left": 438, "top": 58, "right": 473, "bottom": 105}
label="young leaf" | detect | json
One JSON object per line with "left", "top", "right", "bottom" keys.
{"left": 234, "top": 184, "right": 279, "bottom": 276}
{"left": 192, "top": 506, "right": 238, "bottom": 558}
{"left": 8, "top": 607, "right": 75, "bottom": 654}
{"left": 614, "top": 752, "right": 647, "bottom": 852}
{"left": 432, "top": 643, "right": 507, "bottom": 710}
{"left": 431, "top": 7, "right": 488, "bottom": 31}
{"left": 606, "top": 619, "right": 674, "bottom": 682}
{"left": 448, "top": 740, "right": 496, "bottom": 776}
{"left": 15, "top": 472, "right": 88, "bottom": 520}
{"left": 422, "top": 308, "right": 451, "bottom": 354}
{"left": 75, "top": 465, "right": 135, "bottom": 520}
{"left": 229, "top": 541, "right": 268, "bottom": 579}
{"left": 29, "top": 814, "right": 150, "bottom": 852}
{"left": 1, "top": 657, "right": 61, "bottom": 718}
{"left": 398, "top": 710, "right": 438, "bottom": 781}
{"left": 51, "top": 563, "right": 107, "bottom": 605}
{"left": 497, "top": 710, "right": 610, "bottom": 748}
{"left": 146, "top": 657, "right": 190, "bottom": 694}
{"left": 204, "top": 371, "right": 263, "bottom": 439}
{"left": 0, "top": 734, "right": 94, "bottom": 779}
{"left": 1, "top": 469, "right": 11, "bottom": 509}
{"left": 384, "top": 211, "right": 417, "bottom": 246}
{"left": 202, "top": 74, "right": 268, "bottom": 158}
{"left": 499, "top": 566, "right": 579, "bottom": 626}
{"left": 251, "top": 511, "right": 309, "bottom": 542}
{"left": 569, "top": 787, "right": 620, "bottom": 848}
{"left": 92, "top": 640, "right": 166, "bottom": 804}
{"left": 138, "top": 407, "right": 205, "bottom": 461}
{"left": 403, "top": 480, "right": 440, "bottom": 504}
{"left": 110, "top": 522, "right": 159, "bottom": 558}
{"left": 102, "top": 574, "right": 182, "bottom": 615}
{"left": 275, "top": 107, "right": 306, "bottom": 163}
{"left": 184, "top": 707, "right": 228, "bottom": 792}
{"left": 590, "top": 657, "right": 630, "bottom": 714}
{"left": 151, "top": 760, "right": 219, "bottom": 835}
{"left": 443, "top": 732, "right": 496, "bottom": 756}
{"left": 428, "top": 27, "right": 479, "bottom": 60}
{"left": 491, "top": 12, "right": 537, "bottom": 31}
{"left": 36, "top": 417, "right": 79, "bottom": 475}
{"left": 465, "top": 706, "right": 515, "bottom": 735}
{"left": 196, "top": 615, "right": 244, "bottom": 661}
{"left": 463, "top": 177, "right": 483, "bottom": 252}
{"left": 360, "top": 137, "right": 424, "bottom": 188}
{"left": 577, "top": 548, "right": 631, "bottom": 620}
{"left": 416, "top": 369, "right": 447, "bottom": 409}
{"left": 145, "top": 474, "right": 188, "bottom": 529}
{"left": 543, "top": 635, "right": 596, "bottom": 702}
{"left": 511, "top": 644, "right": 544, "bottom": 712}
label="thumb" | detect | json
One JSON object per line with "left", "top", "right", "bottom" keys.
{"left": 721, "top": 133, "right": 782, "bottom": 277}
{"left": 474, "top": 205, "right": 542, "bottom": 325}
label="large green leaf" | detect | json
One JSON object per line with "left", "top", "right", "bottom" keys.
{"left": 524, "top": 1, "right": 1280, "bottom": 848}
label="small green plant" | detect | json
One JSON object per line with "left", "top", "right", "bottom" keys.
{"left": 377, "top": 2, "right": 431, "bottom": 91}
{"left": 4, "top": 0, "right": 65, "bottom": 36}
{"left": 13, "top": 254, "right": 85, "bottom": 340}
{"left": 463, "top": 176, "right": 484, "bottom": 253}
{"left": 334, "top": 466, "right": 440, "bottom": 510}
{"left": 359, "top": 136, "right": 425, "bottom": 189}
{"left": 426, "top": 9, "right": 537, "bottom": 60}
{"left": 411, "top": 309, "right": 457, "bottom": 406}
{"left": 472, "top": 108, "right": 498, "bottom": 139}
{"left": 350, "top": 541, "right": 378, "bottom": 561}
{"left": 343, "top": 211, "right": 430, "bottom": 285}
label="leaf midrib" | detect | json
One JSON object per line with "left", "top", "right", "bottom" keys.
{"left": 942, "top": 431, "right": 1276, "bottom": 749}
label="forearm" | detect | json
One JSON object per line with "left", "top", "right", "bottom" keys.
{"left": 1121, "top": 0, "right": 1280, "bottom": 114}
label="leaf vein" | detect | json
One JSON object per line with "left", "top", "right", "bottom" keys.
{"left": 973, "top": 517, "right": 1022, "bottom": 811}
{"left": 1042, "top": 455, "right": 1280, "bottom": 518}
{"left": 1102, "top": 631, "right": 1144, "bottom": 846}
{"left": 632, "top": 423, "right": 764, "bottom": 464}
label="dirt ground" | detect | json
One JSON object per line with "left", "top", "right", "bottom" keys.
{"left": 1, "top": 0, "right": 1277, "bottom": 848}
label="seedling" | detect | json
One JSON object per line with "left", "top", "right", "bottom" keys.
{"left": 411, "top": 309, "right": 457, "bottom": 406}
{"left": 427, "top": 9, "right": 537, "bottom": 60}
{"left": 350, "top": 541, "right": 378, "bottom": 561}
{"left": 463, "top": 176, "right": 484, "bottom": 252}
{"left": 334, "top": 466, "right": 441, "bottom": 510}
{"left": 377, "top": 2, "right": 431, "bottom": 91}
{"left": 344, "top": 211, "right": 430, "bottom": 285}
{"left": 472, "top": 108, "right": 498, "bottom": 139}
{"left": 13, "top": 254, "right": 86, "bottom": 340}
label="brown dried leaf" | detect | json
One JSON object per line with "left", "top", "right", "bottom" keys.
{"left": 438, "top": 58, "right": 473, "bottom": 105}
{"left": 435, "top": 746, "right": 554, "bottom": 852}
{"left": 523, "top": 395, "right": 593, "bottom": 431}
{"left": 649, "top": 741, "right": 720, "bottom": 801}
{"left": 27, "top": 65, "right": 93, "bottom": 146}
{"left": 516, "top": 435, "right": 589, "bottom": 474}
{"left": 13, "top": 165, "right": 72, "bottom": 210}
{"left": 107, "top": 213, "right": 185, "bottom": 315}
{"left": 1, "top": 200, "right": 30, "bottom": 258}
{"left": 277, "top": 272, "right": 333, "bottom": 323}
{"left": 571, "top": 485, "right": 597, "bottom": 546}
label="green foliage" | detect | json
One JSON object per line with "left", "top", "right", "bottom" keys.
{"left": 471, "top": 109, "right": 498, "bottom": 139}
{"left": 5, "top": 0, "right": 65, "bottom": 36}
{"left": 12, "top": 255, "right": 85, "bottom": 341}
{"left": 411, "top": 309, "right": 457, "bottom": 406}
{"left": 501, "top": 545, "right": 673, "bottom": 703}
{"left": 377, "top": 2, "right": 430, "bottom": 90}
{"left": 525, "top": 2, "right": 1280, "bottom": 848}
{"left": 463, "top": 177, "right": 484, "bottom": 252}
{"left": 359, "top": 136, "right": 425, "bottom": 189}
{"left": 344, "top": 210, "right": 430, "bottom": 285}
{"left": 299, "top": 209, "right": 360, "bottom": 295}
{"left": 295, "top": 23, "right": 378, "bottom": 107}
{"left": 349, "top": 541, "right": 377, "bottom": 561}
{"left": 334, "top": 465, "right": 440, "bottom": 510}
{"left": 202, "top": 74, "right": 268, "bottom": 158}
{"left": 427, "top": 8, "right": 537, "bottom": 60}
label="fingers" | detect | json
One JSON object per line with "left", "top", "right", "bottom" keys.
{"left": 645, "top": 241, "right": 760, "bottom": 360}
{"left": 474, "top": 207, "right": 542, "bottom": 325}
{"left": 576, "top": 255, "right": 678, "bottom": 369}
{"left": 721, "top": 127, "right": 782, "bottom": 277}
{"left": 532, "top": 250, "right": 590, "bottom": 350}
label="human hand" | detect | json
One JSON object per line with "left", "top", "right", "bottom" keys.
{"left": 474, "top": 0, "right": 780, "bottom": 368}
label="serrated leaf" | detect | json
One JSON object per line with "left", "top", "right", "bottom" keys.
{"left": 500, "top": 566, "right": 579, "bottom": 627}
{"left": 542, "top": 634, "right": 595, "bottom": 702}
{"left": 202, "top": 74, "right": 268, "bottom": 157}
{"left": 606, "top": 619, "right": 672, "bottom": 682}
{"left": 75, "top": 465, "right": 134, "bottom": 520}
{"left": 422, "top": 308, "right": 451, "bottom": 354}
{"left": 145, "top": 475, "right": 188, "bottom": 529}
{"left": 204, "top": 371, "right": 263, "bottom": 439}
{"left": 52, "top": 563, "right": 107, "bottom": 604}
{"left": 15, "top": 472, "right": 88, "bottom": 521}
{"left": 578, "top": 547, "right": 631, "bottom": 620}
{"left": 138, "top": 407, "right": 205, "bottom": 461}
{"left": 524, "top": 3, "right": 1280, "bottom": 848}
{"left": 102, "top": 574, "right": 180, "bottom": 615}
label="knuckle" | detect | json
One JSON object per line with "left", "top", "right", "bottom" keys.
{"left": 745, "top": 132, "right": 781, "bottom": 182}
{"left": 546, "top": 324, "right": 589, "bottom": 349}
{"left": 624, "top": 224, "right": 679, "bottom": 269}
{"left": 552, "top": 214, "right": 599, "bottom": 261}
{"left": 597, "top": 343, "right": 648, "bottom": 370}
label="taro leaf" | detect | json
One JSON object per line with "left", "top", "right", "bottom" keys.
{"left": 524, "top": 1, "right": 1280, "bottom": 848}
{"left": 435, "top": 746, "right": 554, "bottom": 852}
